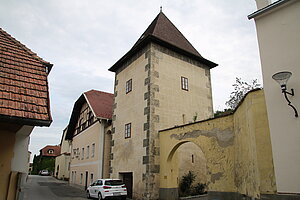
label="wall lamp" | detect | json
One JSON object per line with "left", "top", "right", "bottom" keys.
{"left": 272, "top": 71, "right": 298, "bottom": 117}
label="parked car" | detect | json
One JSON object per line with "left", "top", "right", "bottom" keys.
{"left": 86, "top": 179, "right": 127, "bottom": 200}
{"left": 40, "top": 169, "right": 50, "bottom": 176}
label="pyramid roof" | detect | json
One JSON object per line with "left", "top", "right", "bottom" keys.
{"left": 109, "top": 12, "right": 217, "bottom": 72}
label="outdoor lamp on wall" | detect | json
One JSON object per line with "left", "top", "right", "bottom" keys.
{"left": 272, "top": 71, "right": 298, "bottom": 117}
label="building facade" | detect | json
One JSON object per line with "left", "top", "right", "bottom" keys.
{"left": 109, "top": 12, "right": 217, "bottom": 200}
{"left": 66, "top": 90, "right": 113, "bottom": 190}
{"left": 55, "top": 127, "right": 71, "bottom": 180}
{"left": 0, "top": 28, "right": 52, "bottom": 200}
{"left": 249, "top": 0, "right": 300, "bottom": 195}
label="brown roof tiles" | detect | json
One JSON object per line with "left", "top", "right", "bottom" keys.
{"left": 40, "top": 145, "right": 61, "bottom": 157}
{"left": 109, "top": 12, "right": 217, "bottom": 72}
{"left": 0, "top": 28, "right": 52, "bottom": 126}
{"left": 84, "top": 90, "right": 114, "bottom": 119}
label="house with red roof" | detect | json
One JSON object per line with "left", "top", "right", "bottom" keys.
{"left": 32, "top": 145, "right": 61, "bottom": 175}
{"left": 65, "top": 89, "right": 113, "bottom": 190}
{"left": 0, "top": 28, "right": 52, "bottom": 199}
{"left": 40, "top": 145, "right": 61, "bottom": 157}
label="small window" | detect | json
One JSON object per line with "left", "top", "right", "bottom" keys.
{"left": 80, "top": 173, "right": 83, "bottom": 184}
{"left": 91, "top": 143, "right": 95, "bottom": 158}
{"left": 86, "top": 146, "right": 90, "bottom": 159}
{"left": 79, "top": 118, "right": 83, "bottom": 130}
{"left": 88, "top": 111, "right": 94, "bottom": 126}
{"left": 82, "top": 148, "right": 84, "bottom": 160}
{"left": 181, "top": 77, "right": 188, "bottom": 91}
{"left": 126, "top": 79, "right": 132, "bottom": 94}
{"left": 48, "top": 149, "right": 54, "bottom": 154}
{"left": 125, "top": 123, "right": 131, "bottom": 138}
{"left": 90, "top": 173, "right": 94, "bottom": 184}
{"left": 72, "top": 149, "right": 75, "bottom": 159}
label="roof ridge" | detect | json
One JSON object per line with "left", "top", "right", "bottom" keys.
{"left": 132, "top": 12, "right": 160, "bottom": 47}
{"left": 109, "top": 11, "right": 217, "bottom": 72}
{"left": 0, "top": 28, "right": 52, "bottom": 67}
{"left": 132, "top": 12, "right": 201, "bottom": 57}
{"left": 85, "top": 89, "right": 113, "bottom": 96}
{"left": 157, "top": 12, "right": 202, "bottom": 57}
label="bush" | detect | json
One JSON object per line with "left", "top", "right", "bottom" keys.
{"left": 179, "top": 171, "right": 196, "bottom": 196}
{"left": 179, "top": 171, "right": 207, "bottom": 197}
{"left": 191, "top": 183, "right": 207, "bottom": 196}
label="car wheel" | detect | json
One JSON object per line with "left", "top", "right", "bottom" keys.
{"left": 98, "top": 192, "right": 103, "bottom": 200}
{"left": 86, "top": 190, "right": 91, "bottom": 199}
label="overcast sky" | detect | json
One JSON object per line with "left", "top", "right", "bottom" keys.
{"left": 0, "top": 0, "right": 262, "bottom": 159}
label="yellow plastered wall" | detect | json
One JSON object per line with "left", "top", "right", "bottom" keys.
{"left": 159, "top": 90, "right": 276, "bottom": 198}
{"left": 0, "top": 127, "right": 16, "bottom": 200}
{"left": 160, "top": 115, "right": 235, "bottom": 191}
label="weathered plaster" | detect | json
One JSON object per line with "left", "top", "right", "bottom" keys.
{"left": 170, "top": 127, "right": 234, "bottom": 148}
{"left": 159, "top": 90, "right": 276, "bottom": 199}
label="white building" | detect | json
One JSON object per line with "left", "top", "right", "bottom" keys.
{"left": 249, "top": 0, "right": 300, "bottom": 196}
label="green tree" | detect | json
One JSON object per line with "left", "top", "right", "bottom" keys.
{"left": 214, "top": 108, "right": 233, "bottom": 118}
{"left": 225, "top": 77, "right": 261, "bottom": 110}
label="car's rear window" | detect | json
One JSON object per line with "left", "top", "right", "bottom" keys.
{"left": 105, "top": 180, "right": 124, "bottom": 186}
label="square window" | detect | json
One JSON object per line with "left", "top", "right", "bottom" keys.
{"left": 181, "top": 77, "right": 188, "bottom": 91}
{"left": 126, "top": 79, "right": 132, "bottom": 94}
{"left": 125, "top": 123, "right": 131, "bottom": 138}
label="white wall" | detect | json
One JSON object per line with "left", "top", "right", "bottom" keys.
{"left": 253, "top": 0, "right": 300, "bottom": 193}
{"left": 11, "top": 125, "right": 34, "bottom": 173}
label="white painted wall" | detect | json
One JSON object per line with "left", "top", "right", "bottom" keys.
{"left": 11, "top": 125, "right": 34, "bottom": 173}
{"left": 253, "top": 0, "right": 300, "bottom": 193}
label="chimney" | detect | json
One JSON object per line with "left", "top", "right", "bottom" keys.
{"left": 255, "top": 0, "right": 272, "bottom": 9}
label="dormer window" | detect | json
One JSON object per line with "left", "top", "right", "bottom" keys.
{"left": 48, "top": 149, "right": 54, "bottom": 154}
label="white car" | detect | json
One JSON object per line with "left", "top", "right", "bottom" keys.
{"left": 40, "top": 169, "right": 50, "bottom": 176}
{"left": 86, "top": 179, "right": 127, "bottom": 200}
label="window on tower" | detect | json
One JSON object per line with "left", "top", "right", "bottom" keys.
{"left": 126, "top": 79, "right": 132, "bottom": 94}
{"left": 181, "top": 77, "right": 188, "bottom": 91}
{"left": 125, "top": 123, "right": 131, "bottom": 138}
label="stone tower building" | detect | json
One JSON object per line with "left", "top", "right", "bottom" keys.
{"left": 109, "top": 11, "right": 217, "bottom": 200}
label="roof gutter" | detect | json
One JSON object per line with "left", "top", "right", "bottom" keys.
{"left": 248, "top": 0, "right": 292, "bottom": 19}
{"left": 0, "top": 114, "right": 52, "bottom": 127}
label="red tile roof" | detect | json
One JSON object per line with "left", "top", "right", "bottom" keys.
{"left": 0, "top": 28, "right": 52, "bottom": 126}
{"left": 84, "top": 90, "right": 114, "bottom": 119}
{"left": 40, "top": 145, "right": 61, "bottom": 157}
{"left": 109, "top": 12, "right": 217, "bottom": 72}
{"left": 65, "top": 90, "right": 113, "bottom": 140}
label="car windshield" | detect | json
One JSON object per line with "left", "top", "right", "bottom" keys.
{"left": 105, "top": 180, "right": 124, "bottom": 186}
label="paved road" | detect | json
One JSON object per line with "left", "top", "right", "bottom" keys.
{"left": 23, "top": 175, "right": 87, "bottom": 200}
